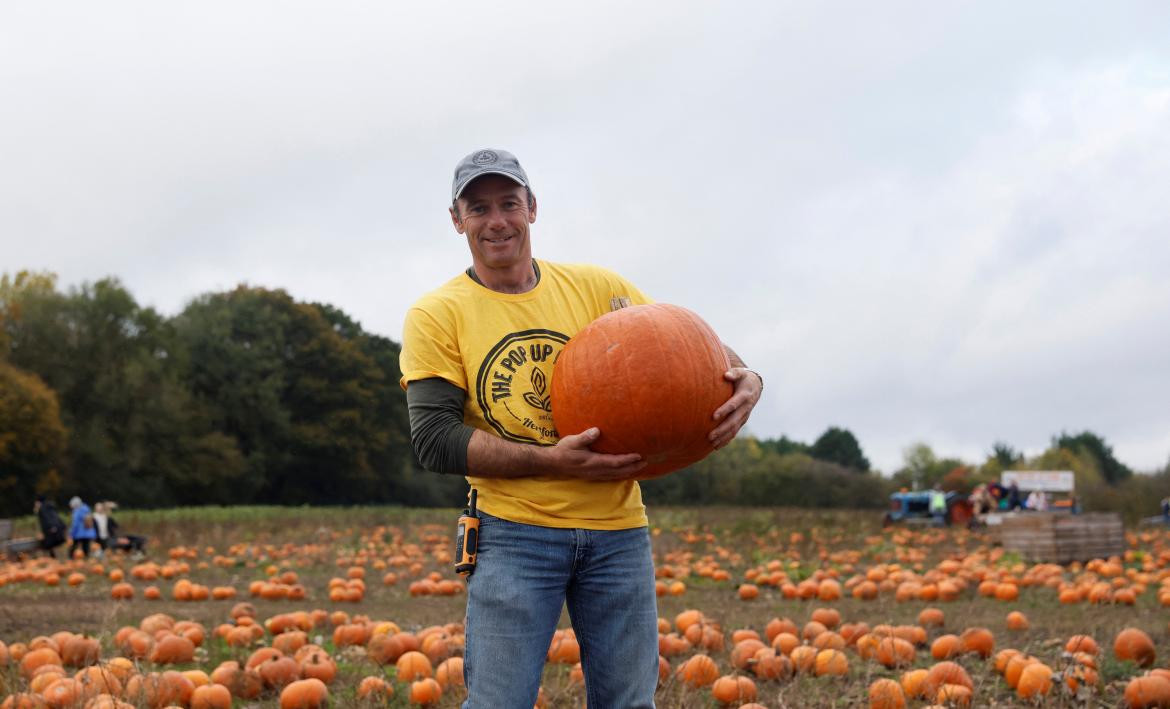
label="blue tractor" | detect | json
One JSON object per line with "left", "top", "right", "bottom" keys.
{"left": 883, "top": 490, "right": 973, "bottom": 527}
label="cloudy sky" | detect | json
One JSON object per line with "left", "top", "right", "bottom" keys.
{"left": 4, "top": 2, "right": 1169, "bottom": 473}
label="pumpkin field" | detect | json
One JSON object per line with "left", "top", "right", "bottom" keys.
{"left": 4, "top": 506, "right": 1170, "bottom": 708}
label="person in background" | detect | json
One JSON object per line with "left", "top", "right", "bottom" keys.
{"left": 92, "top": 501, "right": 111, "bottom": 557}
{"left": 970, "top": 484, "right": 993, "bottom": 515}
{"left": 34, "top": 495, "right": 66, "bottom": 558}
{"left": 1007, "top": 482, "right": 1022, "bottom": 511}
{"left": 103, "top": 502, "right": 149, "bottom": 558}
{"left": 929, "top": 485, "right": 948, "bottom": 526}
{"left": 988, "top": 480, "right": 1005, "bottom": 509}
{"left": 1025, "top": 489, "right": 1040, "bottom": 511}
{"left": 68, "top": 496, "right": 97, "bottom": 558}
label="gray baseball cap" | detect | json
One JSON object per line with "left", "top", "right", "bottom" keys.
{"left": 451, "top": 148, "right": 532, "bottom": 203}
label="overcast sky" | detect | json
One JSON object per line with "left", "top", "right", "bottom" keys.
{"left": 4, "top": 2, "right": 1169, "bottom": 473}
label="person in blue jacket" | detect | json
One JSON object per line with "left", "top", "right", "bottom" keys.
{"left": 68, "top": 496, "right": 97, "bottom": 557}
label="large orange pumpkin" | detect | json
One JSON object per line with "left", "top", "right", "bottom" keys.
{"left": 1124, "top": 675, "right": 1170, "bottom": 708}
{"left": 1115, "top": 628, "right": 1157, "bottom": 668}
{"left": 550, "top": 303, "right": 732, "bottom": 479}
{"left": 279, "top": 678, "right": 329, "bottom": 709}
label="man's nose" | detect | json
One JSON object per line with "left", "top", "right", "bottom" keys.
{"left": 486, "top": 206, "right": 508, "bottom": 228}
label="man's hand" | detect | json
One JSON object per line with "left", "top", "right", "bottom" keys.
{"left": 548, "top": 428, "right": 647, "bottom": 480}
{"left": 709, "top": 368, "right": 762, "bottom": 449}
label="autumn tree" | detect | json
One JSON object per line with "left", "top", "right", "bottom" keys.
{"left": 2, "top": 275, "right": 247, "bottom": 506}
{"left": 0, "top": 361, "right": 67, "bottom": 515}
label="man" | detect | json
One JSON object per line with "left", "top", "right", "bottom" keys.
{"left": 399, "top": 149, "right": 762, "bottom": 708}
{"left": 67, "top": 495, "right": 96, "bottom": 558}
{"left": 34, "top": 495, "right": 66, "bottom": 558}
{"left": 929, "top": 485, "right": 948, "bottom": 526}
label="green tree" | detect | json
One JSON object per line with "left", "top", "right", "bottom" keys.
{"left": 891, "top": 443, "right": 967, "bottom": 491}
{"left": 311, "top": 303, "right": 453, "bottom": 504}
{"left": 991, "top": 442, "right": 1022, "bottom": 468}
{"left": 0, "top": 361, "right": 67, "bottom": 515}
{"left": 1054, "top": 431, "right": 1132, "bottom": 485}
{"left": 2, "top": 275, "right": 246, "bottom": 506}
{"left": 174, "top": 287, "right": 400, "bottom": 505}
{"left": 757, "top": 436, "right": 809, "bottom": 457}
{"left": 809, "top": 426, "right": 870, "bottom": 471}
{"left": 1029, "top": 444, "right": 1105, "bottom": 496}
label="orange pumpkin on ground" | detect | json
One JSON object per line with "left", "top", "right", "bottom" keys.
{"left": 409, "top": 677, "right": 443, "bottom": 706}
{"left": 901, "top": 668, "right": 929, "bottom": 698}
{"left": 1066, "top": 634, "right": 1100, "bottom": 656}
{"left": 922, "top": 661, "right": 973, "bottom": 697}
{"left": 958, "top": 627, "right": 994, "bottom": 658}
{"left": 279, "top": 678, "right": 328, "bottom": 709}
{"left": 1016, "top": 662, "right": 1053, "bottom": 699}
{"left": 868, "top": 678, "right": 906, "bottom": 709}
{"left": 930, "top": 635, "right": 962, "bottom": 660}
{"left": 190, "top": 684, "right": 232, "bottom": 709}
{"left": 1115, "top": 628, "right": 1157, "bottom": 668}
{"left": 436, "top": 657, "right": 464, "bottom": 689}
{"left": 357, "top": 676, "right": 393, "bottom": 700}
{"left": 1006, "top": 611, "right": 1029, "bottom": 631}
{"left": 396, "top": 651, "right": 434, "bottom": 682}
{"left": 678, "top": 654, "right": 720, "bottom": 687}
{"left": 814, "top": 649, "right": 848, "bottom": 676}
{"left": 711, "top": 675, "right": 758, "bottom": 704}
{"left": 1124, "top": 674, "right": 1170, "bottom": 709}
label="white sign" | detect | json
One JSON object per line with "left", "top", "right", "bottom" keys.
{"left": 1002, "top": 470, "right": 1075, "bottom": 492}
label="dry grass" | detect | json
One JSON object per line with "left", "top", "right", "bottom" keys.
{"left": 1, "top": 505, "right": 1167, "bottom": 707}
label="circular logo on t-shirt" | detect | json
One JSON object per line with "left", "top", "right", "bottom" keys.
{"left": 475, "top": 329, "right": 569, "bottom": 444}
{"left": 472, "top": 150, "right": 498, "bottom": 165}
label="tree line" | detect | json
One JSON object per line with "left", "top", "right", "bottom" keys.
{"left": 2, "top": 271, "right": 1165, "bottom": 519}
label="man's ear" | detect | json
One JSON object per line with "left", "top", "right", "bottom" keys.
{"left": 449, "top": 206, "right": 465, "bottom": 234}
{"left": 528, "top": 196, "right": 538, "bottom": 224}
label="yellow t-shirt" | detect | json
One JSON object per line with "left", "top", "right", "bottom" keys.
{"left": 399, "top": 260, "right": 652, "bottom": 529}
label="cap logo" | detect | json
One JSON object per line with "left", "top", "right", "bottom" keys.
{"left": 472, "top": 150, "right": 498, "bottom": 165}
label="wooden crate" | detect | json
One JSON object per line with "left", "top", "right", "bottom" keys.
{"left": 993, "top": 512, "right": 1124, "bottom": 564}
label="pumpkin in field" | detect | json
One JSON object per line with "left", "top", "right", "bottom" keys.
{"left": 409, "top": 677, "right": 442, "bottom": 705}
{"left": 711, "top": 675, "right": 757, "bottom": 704}
{"left": 1016, "top": 662, "right": 1053, "bottom": 699}
{"left": 550, "top": 303, "right": 732, "bottom": 479}
{"left": 678, "top": 654, "right": 720, "bottom": 688}
{"left": 922, "top": 661, "right": 973, "bottom": 697}
{"left": 1115, "top": 628, "right": 1157, "bottom": 668}
{"left": 279, "top": 678, "right": 328, "bottom": 709}
{"left": 396, "top": 651, "right": 433, "bottom": 682}
{"left": 868, "top": 678, "right": 906, "bottom": 709}
{"left": 190, "top": 684, "right": 232, "bottom": 709}
{"left": 1124, "top": 675, "right": 1170, "bottom": 708}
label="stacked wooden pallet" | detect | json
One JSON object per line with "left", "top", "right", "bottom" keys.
{"left": 995, "top": 512, "right": 1124, "bottom": 564}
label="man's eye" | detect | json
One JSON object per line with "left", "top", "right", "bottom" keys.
{"left": 469, "top": 206, "right": 486, "bottom": 214}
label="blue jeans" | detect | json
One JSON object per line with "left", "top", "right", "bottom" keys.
{"left": 462, "top": 512, "right": 659, "bottom": 709}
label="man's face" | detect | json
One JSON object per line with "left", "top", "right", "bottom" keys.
{"left": 450, "top": 175, "right": 536, "bottom": 272}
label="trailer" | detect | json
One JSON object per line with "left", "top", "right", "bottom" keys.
{"left": 989, "top": 511, "right": 1125, "bottom": 563}
{"left": 0, "top": 518, "right": 41, "bottom": 559}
